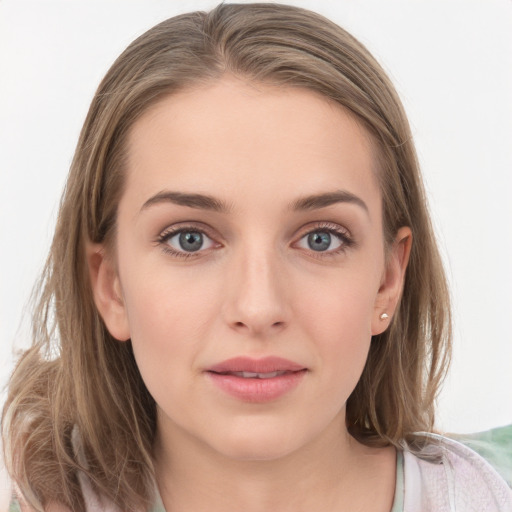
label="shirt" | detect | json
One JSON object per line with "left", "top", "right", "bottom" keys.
{"left": 7, "top": 425, "right": 512, "bottom": 511}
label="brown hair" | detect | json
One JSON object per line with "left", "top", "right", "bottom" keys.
{"left": 2, "top": 3, "right": 451, "bottom": 511}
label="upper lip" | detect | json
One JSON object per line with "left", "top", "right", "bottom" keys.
{"left": 207, "top": 356, "right": 306, "bottom": 374}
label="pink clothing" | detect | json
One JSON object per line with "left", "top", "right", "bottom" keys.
{"left": 399, "top": 433, "right": 512, "bottom": 511}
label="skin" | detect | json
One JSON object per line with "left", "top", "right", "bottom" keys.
{"left": 89, "top": 76, "right": 411, "bottom": 512}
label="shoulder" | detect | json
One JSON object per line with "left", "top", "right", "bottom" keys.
{"left": 403, "top": 430, "right": 512, "bottom": 512}
{"left": 449, "top": 424, "right": 512, "bottom": 488}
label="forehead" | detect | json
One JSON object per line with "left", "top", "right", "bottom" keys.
{"left": 123, "top": 76, "right": 381, "bottom": 218}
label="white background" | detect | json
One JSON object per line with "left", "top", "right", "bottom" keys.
{"left": 1, "top": 0, "right": 511, "bottom": 435}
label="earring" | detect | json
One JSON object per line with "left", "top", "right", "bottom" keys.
{"left": 379, "top": 313, "right": 389, "bottom": 321}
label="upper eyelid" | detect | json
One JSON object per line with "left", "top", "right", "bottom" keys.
{"left": 296, "top": 221, "right": 352, "bottom": 239}
{"left": 158, "top": 222, "right": 217, "bottom": 238}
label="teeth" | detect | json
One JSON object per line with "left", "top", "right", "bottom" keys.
{"left": 233, "top": 371, "right": 286, "bottom": 379}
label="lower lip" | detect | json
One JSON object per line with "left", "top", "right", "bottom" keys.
{"left": 206, "top": 370, "right": 307, "bottom": 402}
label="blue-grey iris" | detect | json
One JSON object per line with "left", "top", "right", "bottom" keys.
{"left": 179, "top": 232, "right": 203, "bottom": 252}
{"left": 308, "top": 232, "right": 331, "bottom": 251}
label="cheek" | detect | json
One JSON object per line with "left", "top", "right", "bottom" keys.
{"left": 119, "top": 265, "right": 223, "bottom": 386}
{"left": 297, "top": 265, "right": 377, "bottom": 334}
{"left": 294, "top": 268, "right": 378, "bottom": 383}
{"left": 120, "top": 242, "right": 221, "bottom": 333}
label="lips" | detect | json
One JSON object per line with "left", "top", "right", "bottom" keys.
{"left": 207, "top": 356, "right": 306, "bottom": 374}
{"left": 205, "top": 356, "right": 307, "bottom": 402}
{"left": 220, "top": 370, "right": 289, "bottom": 379}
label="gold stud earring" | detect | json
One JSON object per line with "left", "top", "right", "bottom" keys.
{"left": 379, "top": 313, "right": 389, "bottom": 321}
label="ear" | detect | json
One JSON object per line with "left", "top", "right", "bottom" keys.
{"left": 371, "top": 226, "right": 412, "bottom": 335}
{"left": 86, "top": 242, "right": 131, "bottom": 342}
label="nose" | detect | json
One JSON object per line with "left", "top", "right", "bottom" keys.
{"left": 222, "top": 245, "right": 290, "bottom": 338}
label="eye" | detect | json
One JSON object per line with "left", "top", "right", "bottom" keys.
{"left": 158, "top": 226, "right": 217, "bottom": 257}
{"left": 297, "top": 231, "right": 342, "bottom": 252}
{"left": 295, "top": 224, "right": 353, "bottom": 254}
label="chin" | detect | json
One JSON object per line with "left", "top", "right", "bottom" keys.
{"left": 207, "top": 418, "right": 311, "bottom": 462}
{"left": 219, "top": 439, "right": 298, "bottom": 462}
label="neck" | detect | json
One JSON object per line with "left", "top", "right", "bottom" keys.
{"left": 153, "top": 412, "right": 396, "bottom": 512}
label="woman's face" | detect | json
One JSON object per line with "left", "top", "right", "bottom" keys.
{"left": 91, "top": 76, "right": 409, "bottom": 461}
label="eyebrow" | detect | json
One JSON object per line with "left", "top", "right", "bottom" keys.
{"left": 140, "top": 189, "right": 368, "bottom": 215}
{"left": 141, "top": 191, "right": 232, "bottom": 214}
{"left": 290, "top": 190, "right": 369, "bottom": 214}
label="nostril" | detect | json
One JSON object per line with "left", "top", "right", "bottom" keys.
{"left": 231, "top": 320, "right": 285, "bottom": 331}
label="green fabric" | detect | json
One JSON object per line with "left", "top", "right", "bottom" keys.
{"left": 149, "top": 495, "right": 167, "bottom": 512}
{"left": 390, "top": 449, "right": 404, "bottom": 512}
{"left": 8, "top": 496, "right": 21, "bottom": 512}
{"left": 450, "top": 424, "right": 512, "bottom": 488}
{"left": 387, "top": 425, "right": 512, "bottom": 512}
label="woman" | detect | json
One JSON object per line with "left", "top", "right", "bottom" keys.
{"left": 2, "top": 3, "right": 511, "bottom": 511}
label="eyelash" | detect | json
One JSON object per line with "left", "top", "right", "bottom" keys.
{"left": 156, "top": 222, "right": 354, "bottom": 260}
{"left": 299, "top": 222, "right": 355, "bottom": 259}
{"left": 156, "top": 225, "right": 217, "bottom": 260}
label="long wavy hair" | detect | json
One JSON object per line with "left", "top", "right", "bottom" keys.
{"left": 2, "top": 3, "right": 451, "bottom": 511}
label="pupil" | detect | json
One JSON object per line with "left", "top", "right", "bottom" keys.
{"left": 308, "top": 232, "right": 331, "bottom": 251}
{"left": 179, "top": 232, "right": 203, "bottom": 252}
